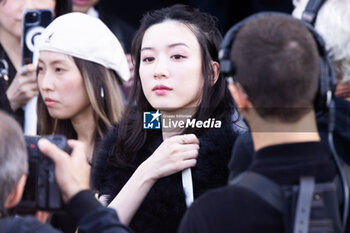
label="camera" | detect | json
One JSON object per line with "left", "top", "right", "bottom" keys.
{"left": 13, "top": 135, "right": 70, "bottom": 214}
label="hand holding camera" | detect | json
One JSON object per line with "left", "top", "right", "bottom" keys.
{"left": 14, "top": 135, "right": 71, "bottom": 214}
{"left": 38, "top": 138, "right": 91, "bottom": 203}
{"left": 14, "top": 135, "right": 91, "bottom": 215}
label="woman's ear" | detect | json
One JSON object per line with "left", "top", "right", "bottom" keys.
{"left": 209, "top": 61, "right": 220, "bottom": 86}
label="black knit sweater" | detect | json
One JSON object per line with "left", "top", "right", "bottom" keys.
{"left": 92, "top": 122, "right": 238, "bottom": 233}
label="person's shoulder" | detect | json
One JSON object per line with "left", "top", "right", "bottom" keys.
{"left": 190, "top": 184, "right": 280, "bottom": 219}
{"left": 179, "top": 185, "right": 257, "bottom": 233}
{"left": 180, "top": 184, "right": 282, "bottom": 233}
{"left": 192, "top": 184, "right": 248, "bottom": 206}
{"left": 199, "top": 119, "right": 238, "bottom": 145}
{"left": 4, "top": 216, "right": 59, "bottom": 233}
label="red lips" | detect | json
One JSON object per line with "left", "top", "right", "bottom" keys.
{"left": 44, "top": 97, "right": 57, "bottom": 107}
{"left": 152, "top": 85, "right": 172, "bottom": 95}
{"left": 152, "top": 84, "right": 172, "bottom": 91}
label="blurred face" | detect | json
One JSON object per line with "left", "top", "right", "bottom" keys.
{"left": 0, "top": 0, "right": 55, "bottom": 39}
{"left": 72, "top": 0, "right": 99, "bottom": 13}
{"left": 139, "top": 20, "right": 204, "bottom": 112}
{"left": 37, "top": 51, "right": 91, "bottom": 121}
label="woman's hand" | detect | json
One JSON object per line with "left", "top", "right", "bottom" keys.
{"left": 141, "top": 134, "right": 199, "bottom": 181}
{"left": 107, "top": 133, "right": 200, "bottom": 225}
{"left": 6, "top": 64, "right": 38, "bottom": 111}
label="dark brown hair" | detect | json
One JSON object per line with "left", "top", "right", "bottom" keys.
{"left": 37, "top": 57, "right": 124, "bottom": 143}
{"left": 231, "top": 14, "right": 320, "bottom": 122}
{"left": 109, "top": 4, "right": 235, "bottom": 168}
{"left": 55, "top": 0, "right": 72, "bottom": 17}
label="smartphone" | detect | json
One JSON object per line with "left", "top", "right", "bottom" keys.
{"left": 21, "top": 9, "right": 53, "bottom": 66}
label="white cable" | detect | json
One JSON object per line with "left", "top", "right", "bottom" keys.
{"left": 182, "top": 168, "right": 194, "bottom": 207}
{"left": 23, "top": 96, "right": 38, "bottom": 135}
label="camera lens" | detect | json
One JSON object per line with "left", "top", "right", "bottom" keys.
{"left": 25, "top": 11, "right": 39, "bottom": 24}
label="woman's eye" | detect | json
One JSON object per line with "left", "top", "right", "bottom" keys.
{"left": 55, "top": 67, "right": 64, "bottom": 72}
{"left": 143, "top": 57, "right": 155, "bottom": 62}
{"left": 171, "top": 54, "right": 185, "bottom": 60}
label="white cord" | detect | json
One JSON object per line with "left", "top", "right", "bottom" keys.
{"left": 182, "top": 168, "right": 194, "bottom": 207}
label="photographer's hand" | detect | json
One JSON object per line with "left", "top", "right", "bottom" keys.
{"left": 6, "top": 64, "right": 38, "bottom": 111}
{"left": 34, "top": 210, "right": 50, "bottom": 223}
{"left": 38, "top": 139, "right": 91, "bottom": 203}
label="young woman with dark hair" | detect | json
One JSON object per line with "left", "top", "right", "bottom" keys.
{"left": 37, "top": 12, "right": 129, "bottom": 163}
{"left": 36, "top": 12, "right": 129, "bottom": 232}
{"left": 93, "top": 4, "right": 240, "bottom": 233}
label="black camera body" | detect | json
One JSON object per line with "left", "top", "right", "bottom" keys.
{"left": 14, "top": 135, "right": 70, "bottom": 214}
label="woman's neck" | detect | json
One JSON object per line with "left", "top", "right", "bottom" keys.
{"left": 71, "top": 107, "right": 96, "bottom": 162}
{"left": 0, "top": 28, "right": 21, "bottom": 70}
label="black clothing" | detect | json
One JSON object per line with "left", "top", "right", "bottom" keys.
{"left": 98, "top": 0, "right": 293, "bottom": 35}
{"left": 228, "top": 97, "right": 350, "bottom": 181}
{"left": 178, "top": 142, "right": 338, "bottom": 233}
{"left": 97, "top": 7, "right": 136, "bottom": 53}
{"left": 92, "top": 123, "right": 237, "bottom": 233}
{"left": 0, "top": 216, "right": 60, "bottom": 233}
{"left": 0, "top": 190, "right": 133, "bottom": 233}
{"left": 0, "top": 43, "right": 24, "bottom": 127}
{"left": 228, "top": 132, "right": 254, "bottom": 181}
{"left": 318, "top": 97, "right": 350, "bottom": 164}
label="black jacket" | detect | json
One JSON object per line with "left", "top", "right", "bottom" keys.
{"left": 92, "top": 123, "right": 237, "bottom": 233}
{"left": 0, "top": 190, "right": 133, "bottom": 233}
{"left": 0, "top": 43, "right": 25, "bottom": 128}
{"left": 178, "top": 142, "right": 338, "bottom": 233}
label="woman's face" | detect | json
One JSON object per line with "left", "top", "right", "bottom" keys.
{"left": 139, "top": 20, "right": 204, "bottom": 112}
{"left": 37, "top": 51, "right": 91, "bottom": 121}
{"left": 0, "top": 0, "right": 55, "bottom": 39}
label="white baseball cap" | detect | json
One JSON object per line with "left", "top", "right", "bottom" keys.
{"left": 37, "top": 12, "right": 130, "bottom": 82}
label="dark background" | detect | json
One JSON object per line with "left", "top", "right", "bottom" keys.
{"left": 97, "top": 0, "right": 293, "bottom": 34}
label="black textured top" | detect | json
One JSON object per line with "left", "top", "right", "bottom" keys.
{"left": 92, "top": 122, "right": 238, "bottom": 233}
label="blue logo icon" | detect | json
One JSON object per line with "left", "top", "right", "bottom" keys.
{"left": 143, "top": 110, "right": 161, "bottom": 129}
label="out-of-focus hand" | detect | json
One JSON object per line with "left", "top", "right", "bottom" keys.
{"left": 38, "top": 139, "right": 90, "bottom": 203}
{"left": 141, "top": 134, "right": 199, "bottom": 181}
{"left": 34, "top": 210, "right": 51, "bottom": 223}
{"left": 6, "top": 64, "right": 38, "bottom": 111}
